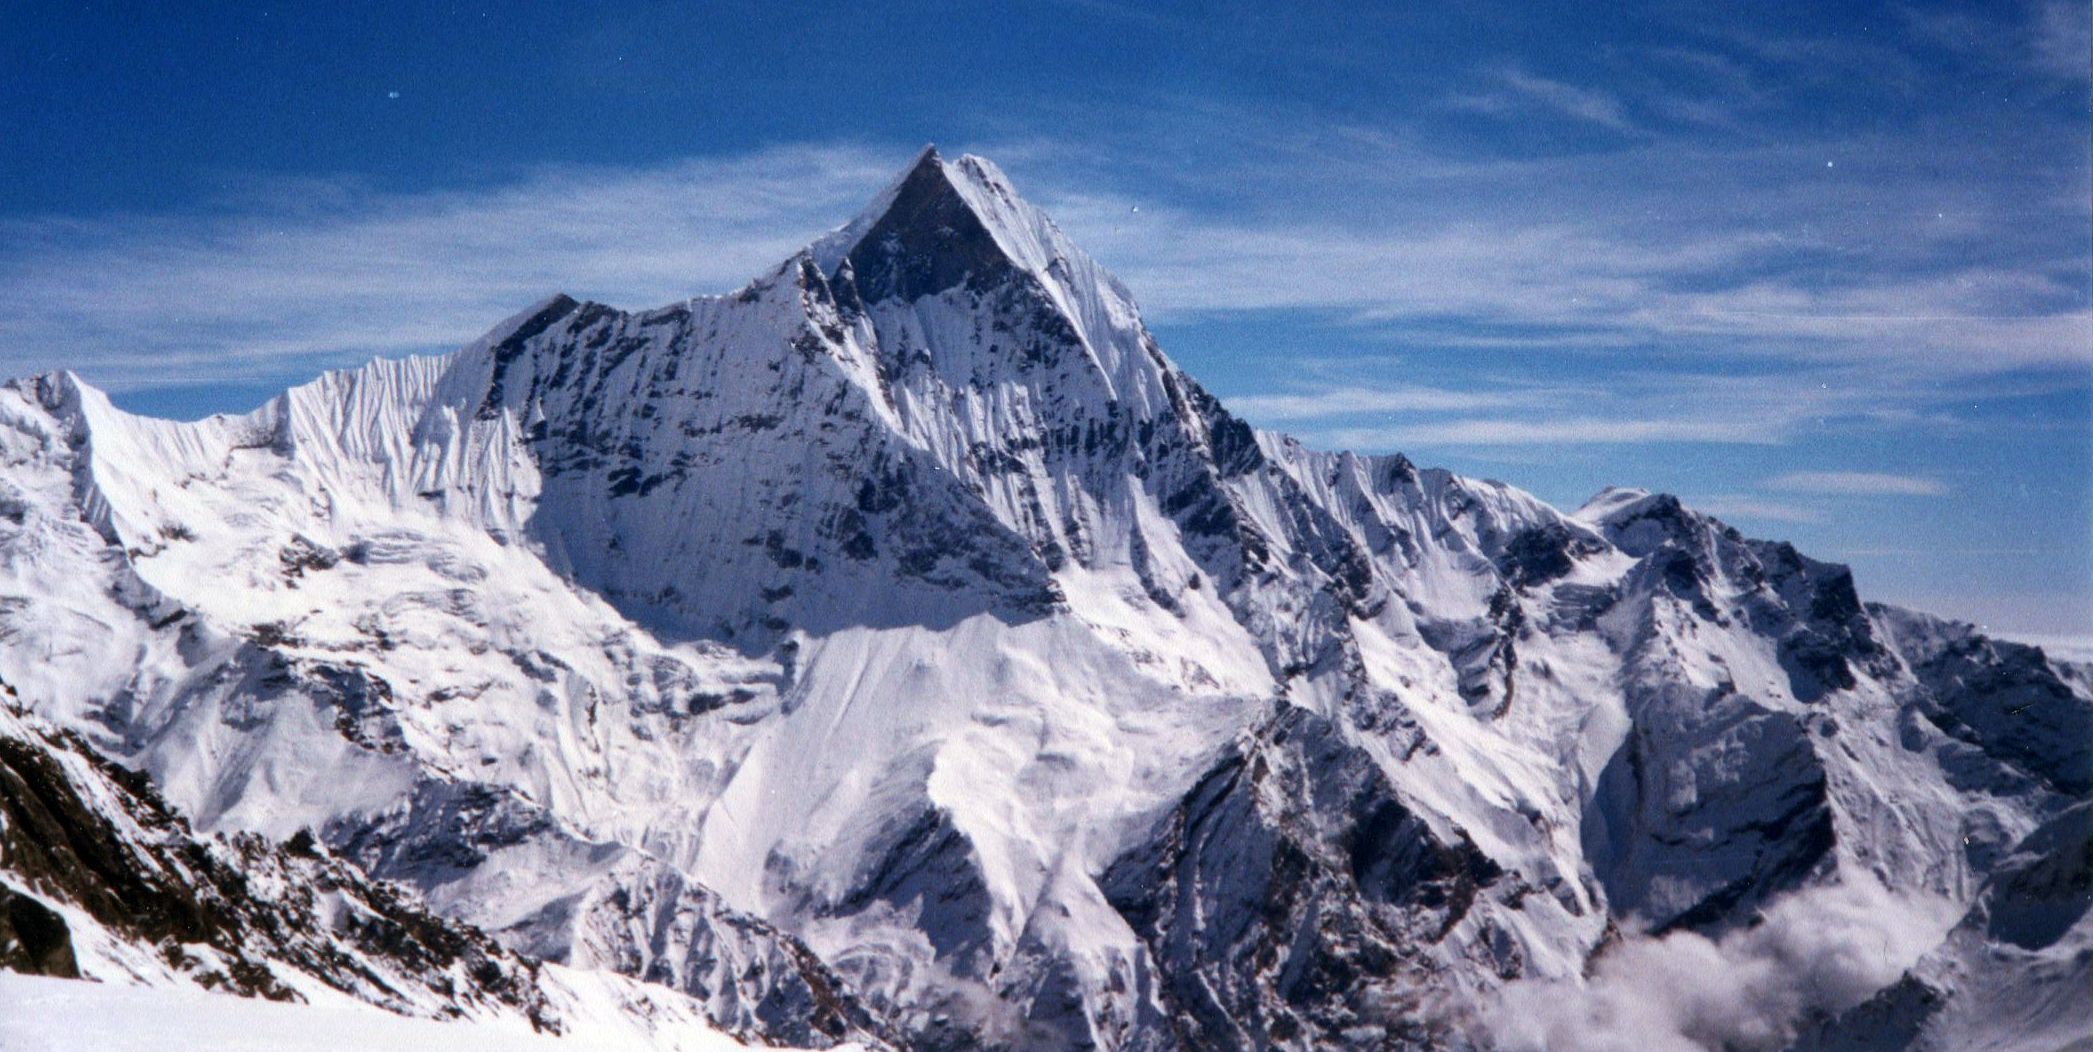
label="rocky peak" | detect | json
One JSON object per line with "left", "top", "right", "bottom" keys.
{"left": 836, "top": 147, "right": 1023, "bottom": 304}
{"left": 812, "top": 148, "right": 1131, "bottom": 324}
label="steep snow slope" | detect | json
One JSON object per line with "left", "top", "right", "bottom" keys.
{"left": 0, "top": 692, "right": 834, "bottom": 1051}
{"left": 0, "top": 147, "right": 2085, "bottom": 1050}
{"left": 0, "top": 370, "right": 884, "bottom": 1045}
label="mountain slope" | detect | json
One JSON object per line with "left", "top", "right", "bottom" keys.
{"left": 0, "top": 688, "right": 865, "bottom": 1051}
{"left": 1791, "top": 800, "right": 2093, "bottom": 1052}
{"left": 0, "top": 147, "right": 2085, "bottom": 1050}
{"left": 0, "top": 688, "right": 549, "bottom": 1017}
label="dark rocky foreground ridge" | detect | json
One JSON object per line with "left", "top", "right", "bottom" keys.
{"left": 0, "top": 147, "right": 2087, "bottom": 1051}
{"left": 0, "top": 684, "right": 554, "bottom": 1022}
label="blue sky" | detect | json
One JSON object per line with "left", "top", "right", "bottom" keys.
{"left": 4, "top": 1, "right": 2088, "bottom": 645}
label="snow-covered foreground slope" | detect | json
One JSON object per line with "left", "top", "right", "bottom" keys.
{"left": 0, "top": 695, "right": 844, "bottom": 1050}
{"left": 0, "top": 970, "right": 834, "bottom": 1052}
{"left": 0, "top": 146, "right": 2086, "bottom": 1050}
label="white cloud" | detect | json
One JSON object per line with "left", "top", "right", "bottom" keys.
{"left": 1215, "top": 364, "right": 2026, "bottom": 450}
{"left": 1994, "top": 631, "right": 2093, "bottom": 664}
{"left": 1324, "top": 416, "right": 1786, "bottom": 448}
{"left": 1766, "top": 471, "right": 1949, "bottom": 497}
{"left": 0, "top": 120, "right": 2084, "bottom": 421}
{"left": 1224, "top": 384, "right": 1528, "bottom": 421}
{"left": 1481, "top": 877, "right": 1960, "bottom": 1052}
{"left": 1693, "top": 495, "right": 1826, "bottom": 524}
{"left": 1497, "top": 69, "right": 1640, "bottom": 132}
{"left": 1446, "top": 68, "right": 1641, "bottom": 132}
{"left": 0, "top": 143, "right": 899, "bottom": 391}
{"left": 1053, "top": 199, "right": 2090, "bottom": 374}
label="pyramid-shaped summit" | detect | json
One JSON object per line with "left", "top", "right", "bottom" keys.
{"left": 816, "top": 146, "right": 1113, "bottom": 310}
{"left": 836, "top": 146, "right": 1022, "bottom": 302}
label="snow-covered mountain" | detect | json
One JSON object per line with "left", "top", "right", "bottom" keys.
{"left": 0, "top": 146, "right": 2085, "bottom": 1051}
{"left": 0, "top": 686, "right": 862, "bottom": 1051}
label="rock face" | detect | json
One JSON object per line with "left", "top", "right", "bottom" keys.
{"left": 1101, "top": 706, "right": 1511, "bottom": 1051}
{"left": 0, "top": 691, "right": 884, "bottom": 1048}
{"left": 0, "top": 146, "right": 2085, "bottom": 1050}
{"left": 0, "top": 690, "right": 550, "bottom": 1021}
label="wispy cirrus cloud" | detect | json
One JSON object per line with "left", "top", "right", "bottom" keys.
{"left": 1692, "top": 495, "right": 1826, "bottom": 524}
{"left": 1765, "top": 471, "right": 1949, "bottom": 497}
{"left": 1056, "top": 199, "right": 2084, "bottom": 373}
{"left": 0, "top": 144, "right": 898, "bottom": 390}
{"left": 1, "top": 86, "right": 2084, "bottom": 430}
{"left": 1895, "top": 0, "right": 2092, "bottom": 84}
{"left": 2029, "top": 0, "right": 2093, "bottom": 80}
{"left": 1198, "top": 357, "right": 2078, "bottom": 453}
{"left": 999, "top": 105, "right": 2089, "bottom": 391}
{"left": 1224, "top": 384, "right": 1527, "bottom": 421}
{"left": 1445, "top": 68, "right": 1640, "bottom": 132}
{"left": 1325, "top": 415, "right": 1787, "bottom": 448}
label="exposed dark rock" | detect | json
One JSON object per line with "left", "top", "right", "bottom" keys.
{"left": 847, "top": 149, "right": 1021, "bottom": 304}
{"left": 1584, "top": 703, "right": 1837, "bottom": 937}
{"left": 0, "top": 884, "right": 77, "bottom": 977}
{"left": 1104, "top": 706, "right": 1503, "bottom": 1050}
{"left": 1877, "top": 607, "right": 2093, "bottom": 797}
{"left": 0, "top": 705, "right": 551, "bottom": 1023}
{"left": 1497, "top": 522, "right": 1602, "bottom": 589}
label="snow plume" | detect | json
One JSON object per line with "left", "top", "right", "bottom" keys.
{"left": 1482, "top": 877, "right": 1958, "bottom": 1052}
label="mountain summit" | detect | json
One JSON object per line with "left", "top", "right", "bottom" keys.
{"left": 822, "top": 147, "right": 1031, "bottom": 302}
{"left": 1, "top": 150, "right": 2086, "bottom": 1052}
